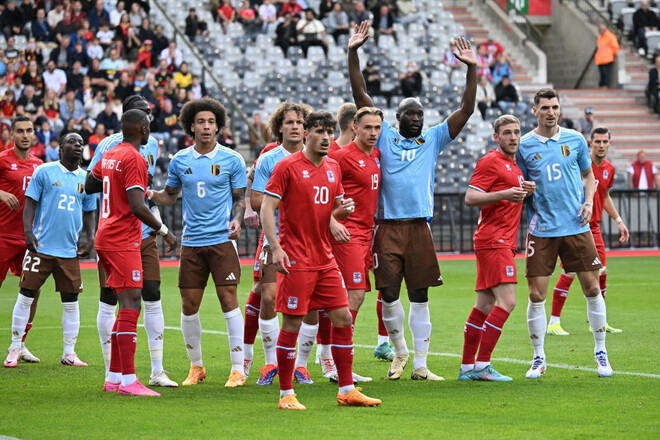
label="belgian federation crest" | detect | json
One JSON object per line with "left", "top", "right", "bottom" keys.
{"left": 147, "top": 154, "right": 155, "bottom": 166}
{"left": 561, "top": 145, "right": 570, "bottom": 157}
{"left": 603, "top": 170, "right": 609, "bottom": 179}
{"left": 211, "top": 164, "right": 221, "bottom": 176}
{"left": 327, "top": 170, "right": 335, "bottom": 182}
{"left": 78, "top": 183, "right": 84, "bottom": 193}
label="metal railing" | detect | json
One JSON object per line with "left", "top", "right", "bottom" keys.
{"left": 153, "top": 190, "right": 659, "bottom": 258}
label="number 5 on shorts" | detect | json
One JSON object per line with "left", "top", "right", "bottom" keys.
{"left": 527, "top": 240, "right": 535, "bottom": 258}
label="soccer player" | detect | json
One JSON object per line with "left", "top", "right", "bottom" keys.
{"left": 517, "top": 88, "right": 613, "bottom": 378}
{"left": 547, "top": 126, "right": 629, "bottom": 336}
{"left": 5, "top": 133, "right": 95, "bottom": 368}
{"left": 460, "top": 115, "right": 535, "bottom": 381}
{"left": 86, "top": 109, "right": 177, "bottom": 396}
{"left": 249, "top": 101, "right": 312, "bottom": 385}
{"left": 0, "top": 115, "right": 42, "bottom": 365}
{"left": 88, "top": 95, "right": 178, "bottom": 387}
{"left": 329, "top": 103, "right": 357, "bottom": 153}
{"left": 148, "top": 97, "right": 248, "bottom": 388}
{"left": 348, "top": 21, "right": 477, "bottom": 380}
{"left": 261, "top": 111, "right": 381, "bottom": 410}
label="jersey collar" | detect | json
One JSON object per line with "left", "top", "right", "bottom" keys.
{"left": 192, "top": 143, "right": 220, "bottom": 159}
{"left": 57, "top": 161, "right": 81, "bottom": 175}
{"left": 531, "top": 128, "right": 562, "bottom": 144}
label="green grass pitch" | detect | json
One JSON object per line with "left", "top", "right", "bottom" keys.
{"left": 1, "top": 256, "right": 658, "bottom": 439}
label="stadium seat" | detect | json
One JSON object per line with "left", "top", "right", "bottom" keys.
{"left": 620, "top": 8, "right": 636, "bottom": 36}
{"left": 610, "top": 0, "right": 629, "bottom": 22}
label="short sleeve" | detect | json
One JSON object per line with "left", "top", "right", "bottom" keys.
{"left": 91, "top": 157, "right": 103, "bottom": 180}
{"left": 124, "top": 151, "right": 148, "bottom": 191}
{"left": 264, "top": 160, "right": 288, "bottom": 199}
{"left": 230, "top": 154, "right": 247, "bottom": 189}
{"left": 252, "top": 156, "right": 271, "bottom": 193}
{"left": 516, "top": 150, "right": 528, "bottom": 180}
{"left": 468, "top": 155, "right": 496, "bottom": 192}
{"left": 82, "top": 191, "right": 97, "bottom": 211}
{"left": 576, "top": 136, "right": 591, "bottom": 171}
{"left": 607, "top": 165, "right": 615, "bottom": 190}
{"left": 426, "top": 120, "right": 453, "bottom": 157}
{"left": 25, "top": 166, "right": 43, "bottom": 202}
{"left": 88, "top": 141, "right": 105, "bottom": 171}
{"left": 375, "top": 119, "right": 396, "bottom": 151}
{"left": 166, "top": 155, "right": 182, "bottom": 188}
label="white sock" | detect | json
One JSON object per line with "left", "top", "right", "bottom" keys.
{"left": 224, "top": 307, "right": 245, "bottom": 374}
{"left": 319, "top": 344, "right": 332, "bottom": 360}
{"left": 527, "top": 299, "right": 546, "bottom": 359}
{"left": 62, "top": 301, "right": 80, "bottom": 356}
{"left": 377, "top": 334, "right": 389, "bottom": 345}
{"left": 461, "top": 363, "right": 475, "bottom": 372}
{"left": 295, "top": 322, "right": 318, "bottom": 368}
{"left": 548, "top": 315, "right": 560, "bottom": 326}
{"left": 97, "top": 301, "right": 116, "bottom": 375}
{"left": 409, "top": 302, "right": 432, "bottom": 370}
{"left": 121, "top": 373, "right": 137, "bottom": 386}
{"left": 280, "top": 388, "right": 294, "bottom": 398}
{"left": 181, "top": 312, "right": 203, "bottom": 367}
{"left": 338, "top": 384, "right": 355, "bottom": 394}
{"left": 143, "top": 300, "right": 164, "bottom": 374}
{"left": 585, "top": 295, "right": 607, "bottom": 353}
{"left": 11, "top": 294, "right": 34, "bottom": 349}
{"left": 382, "top": 299, "right": 408, "bottom": 355}
{"left": 107, "top": 371, "right": 122, "bottom": 384}
{"left": 475, "top": 361, "right": 490, "bottom": 371}
{"left": 259, "top": 317, "right": 279, "bottom": 365}
{"left": 244, "top": 343, "right": 254, "bottom": 362}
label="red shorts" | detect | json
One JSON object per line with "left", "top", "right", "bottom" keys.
{"left": 332, "top": 241, "right": 372, "bottom": 291}
{"left": 275, "top": 266, "right": 349, "bottom": 316}
{"left": 0, "top": 240, "right": 26, "bottom": 283}
{"left": 252, "top": 232, "right": 264, "bottom": 282}
{"left": 591, "top": 227, "right": 607, "bottom": 266}
{"left": 475, "top": 248, "right": 518, "bottom": 291}
{"left": 96, "top": 249, "right": 143, "bottom": 293}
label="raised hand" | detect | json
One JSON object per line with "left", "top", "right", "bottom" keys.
{"left": 453, "top": 36, "right": 477, "bottom": 66}
{"left": 348, "top": 20, "right": 370, "bottom": 50}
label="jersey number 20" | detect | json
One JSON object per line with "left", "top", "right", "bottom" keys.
{"left": 313, "top": 186, "right": 329, "bottom": 204}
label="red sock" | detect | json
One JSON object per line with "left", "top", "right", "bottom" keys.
{"left": 462, "top": 307, "right": 487, "bottom": 364}
{"left": 109, "top": 319, "right": 122, "bottom": 375}
{"left": 376, "top": 291, "right": 388, "bottom": 337}
{"left": 316, "top": 310, "right": 332, "bottom": 345}
{"left": 276, "top": 329, "right": 298, "bottom": 391}
{"left": 476, "top": 306, "right": 510, "bottom": 364}
{"left": 331, "top": 326, "right": 353, "bottom": 388}
{"left": 21, "top": 322, "right": 32, "bottom": 343}
{"left": 599, "top": 273, "right": 607, "bottom": 298}
{"left": 551, "top": 274, "right": 574, "bottom": 317}
{"left": 243, "top": 290, "right": 261, "bottom": 345}
{"left": 116, "top": 308, "right": 140, "bottom": 376}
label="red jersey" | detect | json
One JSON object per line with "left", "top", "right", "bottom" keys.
{"left": 92, "top": 143, "right": 148, "bottom": 251}
{"left": 253, "top": 141, "right": 279, "bottom": 168}
{"left": 0, "top": 148, "right": 42, "bottom": 243}
{"left": 328, "top": 141, "right": 380, "bottom": 243}
{"left": 265, "top": 151, "right": 344, "bottom": 270}
{"left": 469, "top": 149, "right": 524, "bottom": 250}
{"left": 591, "top": 159, "right": 615, "bottom": 227}
{"left": 329, "top": 139, "right": 340, "bottom": 154}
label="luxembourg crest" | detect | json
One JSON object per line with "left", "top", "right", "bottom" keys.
{"left": 353, "top": 272, "right": 362, "bottom": 283}
{"left": 506, "top": 266, "right": 514, "bottom": 277}
{"left": 287, "top": 296, "right": 298, "bottom": 310}
{"left": 327, "top": 170, "right": 335, "bottom": 182}
{"left": 603, "top": 170, "right": 609, "bottom": 179}
{"left": 132, "top": 270, "right": 141, "bottom": 281}
{"left": 375, "top": 157, "right": 380, "bottom": 168}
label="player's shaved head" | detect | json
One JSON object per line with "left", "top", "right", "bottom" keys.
{"left": 397, "top": 97, "right": 423, "bottom": 114}
{"left": 121, "top": 109, "right": 150, "bottom": 147}
{"left": 397, "top": 98, "right": 424, "bottom": 139}
{"left": 122, "top": 95, "right": 151, "bottom": 114}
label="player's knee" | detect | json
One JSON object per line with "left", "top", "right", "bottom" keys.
{"left": 584, "top": 284, "right": 601, "bottom": 298}
{"left": 60, "top": 292, "right": 79, "bottom": 303}
{"left": 260, "top": 294, "right": 276, "bottom": 316}
{"left": 500, "top": 298, "right": 516, "bottom": 313}
{"left": 379, "top": 287, "right": 400, "bottom": 303}
{"left": 329, "top": 309, "right": 352, "bottom": 328}
{"left": 408, "top": 288, "right": 429, "bottom": 303}
{"left": 141, "top": 280, "right": 161, "bottom": 302}
{"left": 19, "top": 288, "right": 38, "bottom": 298}
{"left": 528, "top": 290, "right": 545, "bottom": 303}
{"left": 99, "top": 287, "right": 117, "bottom": 306}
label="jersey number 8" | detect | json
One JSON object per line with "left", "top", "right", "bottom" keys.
{"left": 102, "top": 176, "right": 110, "bottom": 218}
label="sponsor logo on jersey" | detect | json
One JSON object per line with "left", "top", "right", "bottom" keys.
{"left": 147, "top": 154, "right": 155, "bottom": 166}
{"left": 11, "top": 163, "right": 17, "bottom": 170}
{"left": 506, "top": 164, "right": 511, "bottom": 171}
{"left": 211, "top": 164, "right": 221, "bottom": 176}
{"left": 358, "top": 159, "right": 365, "bottom": 168}
{"left": 287, "top": 296, "right": 298, "bottom": 309}
{"left": 353, "top": 272, "right": 362, "bottom": 283}
{"left": 561, "top": 145, "right": 570, "bottom": 157}
{"left": 184, "top": 167, "right": 193, "bottom": 175}
{"left": 132, "top": 270, "right": 141, "bottom": 281}
{"left": 52, "top": 181, "right": 62, "bottom": 187}
{"left": 532, "top": 153, "right": 542, "bottom": 161}
{"left": 78, "top": 183, "right": 84, "bottom": 193}
{"left": 392, "top": 138, "right": 400, "bottom": 144}
{"left": 415, "top": 137, "right": 425, "bottom": 145}
{"left": 302, "top": 170, "right": 310, "bottom": 178}
{"left": 603, "top": 170, "right": 608, "bottom": 179}
{"left": 506, "top": 266, "right": 514, "bottom": 277}
{"left": 327, "top": 170, "right": 335, "bottom": 182}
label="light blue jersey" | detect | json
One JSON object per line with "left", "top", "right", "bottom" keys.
{"left": 89, "top": 132, "right": 160, "bottom": 239}
{"left": 517, "top": 127, "right": 591, "bottom": 237}
{"left": 25, "top": 162, "right": 96, "bottom": 258}
{"left": 375, "top": 119, "right": 453, "bottom": 219}
{"left": 167, "top": 144, "right": 247, "bottom": 247}
{"left": 252, "top": 145, "right": 290, "bottom": 246}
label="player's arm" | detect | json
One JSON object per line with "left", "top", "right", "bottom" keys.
{"left": 332, "top": 196, "right": 355, "bottom": 221}
{"left": 148, "top": 185, "right": 181, "bottom": 206}
{"left": 603, "top": 190, "right": 629, "bottom": 243}
{"left": 348, "top": 20, "right": 375, "bottom": 109}
{"left": 22, "top": 197, "right": 39, "bottom": 253}
{"left": 578, "top": 167, "right": 596, "bottom": 226}
{"left": 84, "top": 171, "right": 103, "bottom": 194}
{"left": 244, "top": 166, "right": 260, "bottom": 228}
{"left": 465, "top": 186, "right": 526, "bottom": 206}
{"left": 0, "top": 189, "right": 19, "bottom": 210}
{"left": 127, "top": 188, "right": 178, "bottom": 251}
{"left": 77, "top": 210, "right": 96, "bottom": 258}
{"left": 229, "top": 187, "right": 246, "bottom": 240}
{"left": 445, "top": 37, "right": 477, "bottom": 139}
{"left": 260, "top": 193, "right": 290, "bottom": 274}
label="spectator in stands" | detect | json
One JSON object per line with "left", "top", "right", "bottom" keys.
{"left": 577, "top": 106, "right": 596, "bottom": 137}
{"left": 628, "top": 149, "right": 660, "bottom": 189}
{"left": 87, "top": 36, "right": 104, "bottom": 60}
{"left": 491, "top": 52, "right": 513, "bottom": 84}
{"left": 71, "top": 0, "right": 88, "bottom": 29}
{"left": 110, "top": 1, "right": 126, "bottom": 27}
{"left": 160, "top": 41, "right": 183, "bottom": 68}
{"left": 79, "top": 119, "right": 93, "bottom": 146}
{"left": 96, "top": 21, "right": 115, "bottom": 50}
{"left": 53, "top": 10, "right": 77, "bottom": 44}
{"left": 476, "top": 43, "right": 493, "bottom": 81}
{"left": 137, "top": 17, "right": 154, "bottom": 43}
{"left": 647, "top": 54, "right": 660, "bottom": 112}
{"left": 96, "top": 99, "right": 120, "bottom": 134}
{"left": 48, "top": 2, "right": 65, "bottom": 30}
{"left": 18, "top": 0, "right": 33, "bottom": 23}
{"left": 155, "top": 58, "right": 173, "bottom": 86}
{"left": 152, "top": 24, "right": 169, "bottom": 56}
{"left": 494, "top": 75, "right": 525, "bottom": 114}
{"left": 319, "top": 0, "right": 334, "bottom": 20}
{"left": 45, "top": 137, "right": 59, "bottom": 162}
{"left": 349, "top": 2, "right": 371, "bottom": 28}
{"left": 49, "top": 35, "right": 73, "bottom": 71}
{"left": 217, "top": 1, "right": 236, "bottom": 34}
{"left": 83, "top": 89, "right": 106, "bottom": 119}
{"left": 9, "top": 75, "right": 23, "bottom": 100}
{"left": 114, "top": 71, "right": 135, "bottom": 102}
{"left": 31, "top": 8, "right": 51, "bottom": 43}
{"left": 59, "top": 88, "right": 86, "bottom": 126}
{"left": 259, "top": 0, "right": 278, "bottom": 34}
{"left": 1, "top": 0, "right": 26, "bottom": 38}
{"left": 67, "top": 61, "right": 84, "bottom": 93}
{"left": 218, "top": 126, "right": 235, "bottom": 149}
{"left": 89, "top": 0, "right": 111, "bottom": 30}
{"left": 30, "top": 134, "right": 46, "bottom": 161}
{"left": 17, "top": 85, "right": 43, "bottom": 122}
{"left": 249, "top": 111, "right": 271, "bottom": 157}
{"left": 42, "top": 60, "right": 67, "bottom": 96}
{"left": 276, "top": 12, "right": 299, "bottom": 57}
{"left": 327, "top": 2, "right": 350, "bottom": 44}
{"left": 238, "top": 0, "right": 259, "bottom": 37}
{"left": 0, "top": 89, "right": 16, "bottom": 126}
{"left": 70, "top": 41, "right": 90, "bottom": 71}
{"left": 184, "top": 7, "right": 207, "bottom": 40}
{"left": 476, "top": 73, "right": 496, "bottom": 120}
{"left": 362, "top": 59, "right": 382, "bottom": 97}
{"left": 297, "top": 8, "right": 328, "bottom": 57}
{"left": 399, "top": 61, "right": 422, "bottom": 98}
{"left": 281, "top": 0, "right": 303, "bottom": 18}
{"left": 190, "top": 75, "right": 208, "bottom": 99}
{"left": 397, "top": 0, "right": 428, "bottom": 28}
{"left": 129, "top": 2, "right": 147, "bottom": 28}
{"left": 88, "top": 58, "right": 108, "bottom": 93}
{"left": 633, "top": 0, "right": 658, "bottom": 56}
{"left": 372, "top": 4, "right": 396, "bottom": 45}
{"left": 174, "top": 62, "right": 192, "bottom": 89}
{"left": 0, "top": 125, "right": 13, "bottom": 150}
{"left": 100, "top": 47, "right": 126, "bottom": 71}
{"left": 136, "top": 39, "right": 156, "bottom": 72}
{"left": 595, "top": 23, "right": 619, "bottom": 89}
{"left": 42, "top": 87, "right": 63, "bottom": 134}
{"left": 157, "top": 98, "right": 183, "bottom": 152}
{"left": 443, "top": 39, "right": 461, "bottom": 71}
{"left": 88, "top": 122, "right": 107, "bottom": 154}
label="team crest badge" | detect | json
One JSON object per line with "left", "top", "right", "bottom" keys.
{"left": 287, "top": 296, "right": 298, "bottom": 310}
{"left": 147, "top": 154, "right": 155, "bottom": 166}
{"left": 415, "top": 138, "right": 425, "bottom": 145}
{"left": 33, "top": 164, "right": 38, "bottom": 170}
{"left": 211, "top": 164, "right": 221, "bottom": 176}
{"left": 78, "top": 183, "right": 84, "bottom": 193}
{"left": 327, "top": 170, "right": 335, "bottom": 182}
{"left": 506, "top": 266, "right": 514, "bottom": 277}
{"left": 253, "top": 260, "right": 260, "bottom": 271}
{"left": 132, "top": 270, "right": 141, "bottom": 281}
{"left": 603, "top": 170, "right": 609, "bottom": 179}
{"left": 561, "top": 145, "right": 570, "bottom": 157}
{"left": 353, "top": 272, "right": 362, "bottom": 283}
{"left": 375, "top": 158, "right": 380, "bottom": 168}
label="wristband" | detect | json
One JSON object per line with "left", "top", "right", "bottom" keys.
{"left": 584, "top": 203, "right": 592, "bottom": 207}
{"left": 615, "top": 216, "right": 623, "bottom": 224}
{"left": 157, "top": 224, "right": 169, "bottom": 236}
